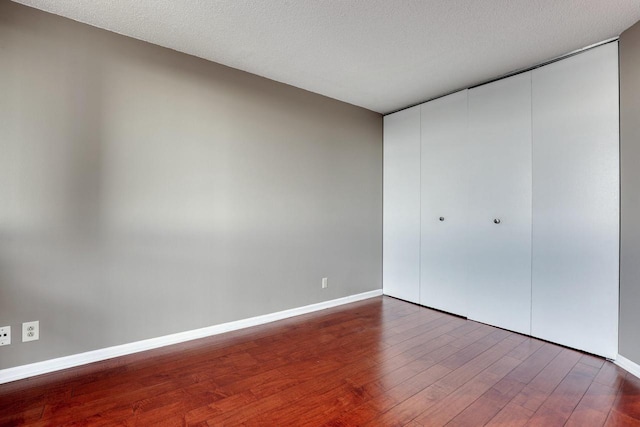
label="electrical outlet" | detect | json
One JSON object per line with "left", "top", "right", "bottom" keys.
{"left": 22, "top": 321, "right": 39, "bottom": 342}
{"left": 322, "top": 277, "right": 328, "bottom": 289}
{"left": 0, "top": 326, "right": 10, "bottom": 346}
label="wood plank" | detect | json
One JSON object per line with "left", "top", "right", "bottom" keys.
{"left": 0, "top": 296, "right": 636, "bottom": 426}
{"left": 605, "top": 409, "right": 640, "bottom": 426}
{"left": 525, "top": 362, "right": 601, "bottom": 426}
{"left": 446, "top": 340, "right": 552, "bottom": 426}
{"left": 365, "top": 331, "right": 524, "bottom": 425}
{"left": 607, "top": 374, "right": 640, "bottom": 425}
{"left": 413, "top": 355, "right": 523, "bottom": 425}
{"left": 508, "top": 347, "right": 583, "bottom": 412}
{"left": 485, "top": 402, "right": 535, "bottom": 427}
{"left": 566, "top": 380, "right": 621, "bottom": 427}
{"left": 320, "top": 325, "right": 503, "bottom": 425}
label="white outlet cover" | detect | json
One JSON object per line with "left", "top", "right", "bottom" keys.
{"left": 322, "top": 278, "right": 328, "bottom": 289}
{"left": 22, "top": 321, "right": 39, "bottom": 342}
{"left": 0, "top": 326, "right": 10, "bottom": 346}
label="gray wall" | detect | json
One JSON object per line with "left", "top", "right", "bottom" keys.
{"left": 620, "top": 21, "right": 640, "bottom": 365}
{"left": 0, "top": 2, "right": 382, "bottom": 369}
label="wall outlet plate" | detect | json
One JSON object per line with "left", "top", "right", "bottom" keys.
{"left": 322, "top": 277, "right": 328, "bottom": 289}
{"left": 0, "top": 326, "right": 10, "bottom": 346}
{"left": 22, "top": 321, "right": 39, "bottom": 342}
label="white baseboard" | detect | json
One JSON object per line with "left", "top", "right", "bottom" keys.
{"left": 615, "top": 354, "right": 640, "bottom": 379}
{"left": 0, "top": 289, "right": 382, "bottom": 385}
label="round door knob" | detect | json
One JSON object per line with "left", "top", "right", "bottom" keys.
{"left": 439, "top": 217, "right": 445, "bottom": 221}
{"left": 494, "top": 218, "right": 501, "bottom": 224}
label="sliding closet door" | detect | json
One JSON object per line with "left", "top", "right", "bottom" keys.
{"left": 383, "top": 106, "right": 421, "bottom": 303}
{"left": 531, "top": 42, "right": 619, "bottom": 359}
{"left": 466, "top": 73, "right": 532, "bottom": 335}
{"left": 420, "top": 90, "right": 470, "bottom": 316}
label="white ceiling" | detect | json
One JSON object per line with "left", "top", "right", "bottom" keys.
{"left": 12, "top": 1, "right": 640, "bottom": 114}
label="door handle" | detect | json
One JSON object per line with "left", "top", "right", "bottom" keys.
{"left": 494, "top": 218, "right": 501, "bottom": 224}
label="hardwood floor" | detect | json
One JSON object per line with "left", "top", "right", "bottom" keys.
{"left": 1, "top": 296, "right": 639, "bottom": 426}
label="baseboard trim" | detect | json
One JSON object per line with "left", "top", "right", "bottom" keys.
{"left": 615, "top": 354, "right": 640, "bottom": 379}
{"left": 0, "top": 289, "right": 382, "bottom": 384}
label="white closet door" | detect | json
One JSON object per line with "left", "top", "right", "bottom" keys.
{"left": 467, "top": 72, "right": 532, "bottom": 335}
{"left": 420, "top": 90, "right": 470, "bottom": 316}
{"left": 383, "top": 106, "right": 421, "bottom": 303}
{"left": 531, "top": 42, "right": 619, "bottom": 359}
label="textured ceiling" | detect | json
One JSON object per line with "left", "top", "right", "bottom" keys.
{"left": 11, "top": 0, "right": 640, "bottom": 114}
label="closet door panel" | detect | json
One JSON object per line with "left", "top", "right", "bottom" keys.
{"left": 531, "top": 42, "right": 619, "bottom": 358}
{"left": 467, "top": 72, "right": 533, "bottom": 335}
{"left": 383, "top": 106, "right": 421, "bottom": 303}
{"left": 420, "top": 90, "right": 470, "bottom": 316}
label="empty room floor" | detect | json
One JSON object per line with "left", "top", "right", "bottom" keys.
{"left": 1, "top": 296, "right": 639, "bottom": 426}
